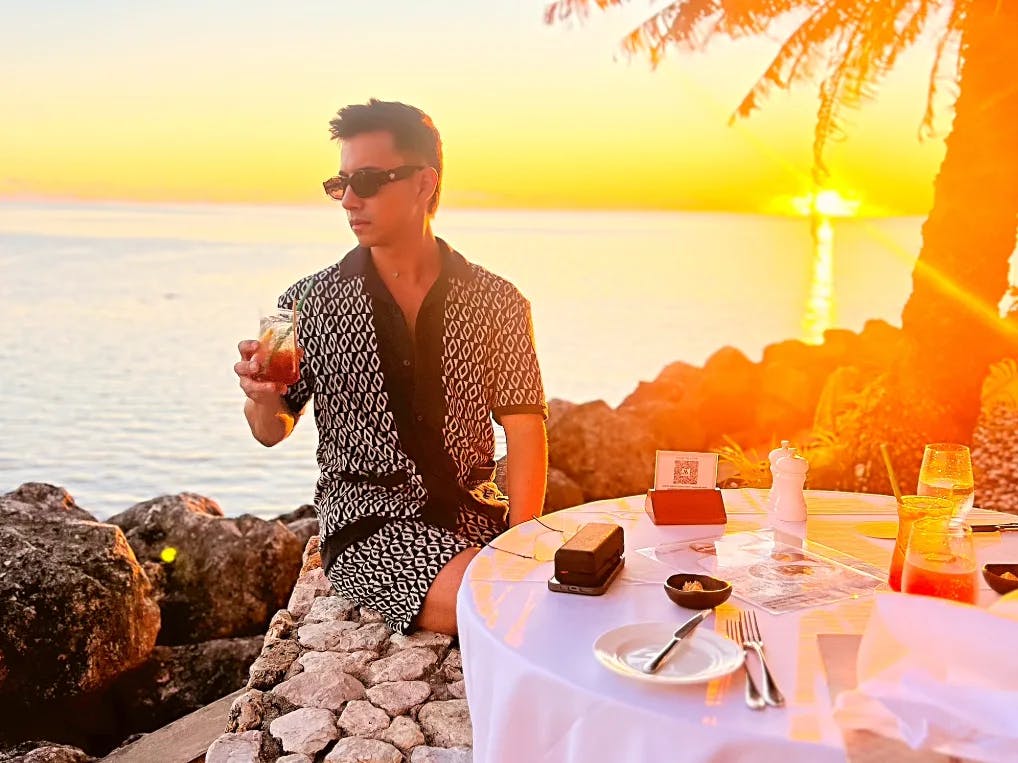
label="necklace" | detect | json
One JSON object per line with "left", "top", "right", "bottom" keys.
{"left": 393, "top": 271, "right": 400, "bottom": 279}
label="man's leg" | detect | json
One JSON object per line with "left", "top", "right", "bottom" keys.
{"left": 415, "top": 547, "right": 480, "bottom": 635}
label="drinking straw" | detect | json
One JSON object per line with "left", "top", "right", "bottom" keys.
{"left": 879, "top": 443, "right": 904, "bottom": 504}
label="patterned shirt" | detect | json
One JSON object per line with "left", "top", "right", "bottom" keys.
{"left": 278, "top": 240, "right": 546, "bottom": 571}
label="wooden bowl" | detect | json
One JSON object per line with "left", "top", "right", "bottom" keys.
{"left": 982, "top": 564, "right": 1018, "bottom": 595}
{"left": 664, "top": 573, "right": 732, "bottom": 610}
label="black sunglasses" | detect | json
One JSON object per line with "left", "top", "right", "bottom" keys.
{"left": 322, "top": 165, "right": 424, "bottom": 200}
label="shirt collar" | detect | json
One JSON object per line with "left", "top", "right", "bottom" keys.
{"left": 338, "top": 238, "right": 474, "bottom": 285}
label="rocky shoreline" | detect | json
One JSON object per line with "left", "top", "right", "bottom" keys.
{"left": 4, "top": 320, "right": 1016, "bottom": 761}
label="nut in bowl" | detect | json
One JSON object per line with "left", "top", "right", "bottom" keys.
{"left": 664, "top": 573, "right": 732, "bottom": 610}
{"left": 982, "top": 563, "right": 1018, "bottom": 595}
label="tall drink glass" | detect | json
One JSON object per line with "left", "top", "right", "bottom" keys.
{"left": 917, "top": 443, "right": 975, "bottom": 516}
{"left": 253, "top": 308, "right": 300, "bottom": 386}
{"left": 888, "top": 495, "right": 953, "bottom": 592}
{"left": 901, "top": 517, "right": 978, "bottom": 604}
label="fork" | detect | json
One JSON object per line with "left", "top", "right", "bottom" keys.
{"left": 740, "top": 610, "right": 785, "bottom": 707}
{"left": 726, "top": 619, "right": 765, "bottom": 710}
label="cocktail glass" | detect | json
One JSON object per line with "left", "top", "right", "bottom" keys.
{"left": 888, "top": 495, "right": 954, "bottom": 592}
{"left": 901, "top": 516, "right": 978, "bottom": 604}
{"left": 253, "top": 308, "right": 300, "bottom": 385}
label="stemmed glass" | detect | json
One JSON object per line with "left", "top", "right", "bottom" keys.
{"left": 916, "top": 443, "right": 975, "bottom": 517}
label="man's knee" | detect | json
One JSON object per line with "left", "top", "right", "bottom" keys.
{"left": 416, "top": 547, "right": 480, "bottom": 635}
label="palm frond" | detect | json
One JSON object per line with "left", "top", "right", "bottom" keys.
{"left": 921, "top": 1, "right": 967, "bottom": 139}
{"left": 982, "top": 358, "right": 1018, "bottom": 411}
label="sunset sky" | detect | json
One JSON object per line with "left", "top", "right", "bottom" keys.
{"left": 2, "top": 0, "right": 950, "bottom": 216}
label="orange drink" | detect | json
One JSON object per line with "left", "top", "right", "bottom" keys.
{"left": 901, "top": 517, "right": 977, "bottom": 604}
{"left": 888, "top": 495, "right": 953, "bottom": 591}
{"left": 253, "top": 308, "right": 300, "bottom": 385}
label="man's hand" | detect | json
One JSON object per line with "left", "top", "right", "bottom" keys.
{"left": 235, "top": 339, "right": 299, "bottom": 447}
{"left": 235, "top": 339, "right": 290, "bottom": 401}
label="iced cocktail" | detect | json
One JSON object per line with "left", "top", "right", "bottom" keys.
{"left": 253, "top": 308, "right": 299, "bottom": 386}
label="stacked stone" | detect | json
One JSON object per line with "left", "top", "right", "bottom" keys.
{"left": 972, "top": 401, "right": 1018, "bottom": 515}
{"left": 207, "top": 538, "right": 473, "bottom": 763}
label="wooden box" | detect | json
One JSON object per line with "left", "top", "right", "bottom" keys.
{"left": 644, "top": 488, "right": 728, "bottom": 526}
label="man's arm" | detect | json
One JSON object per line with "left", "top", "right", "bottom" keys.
{"left": 235, "top": 339, "right": 302, "bottom": 447}
{"left": 500, "top": 413, "right": 548, "bottom": 526}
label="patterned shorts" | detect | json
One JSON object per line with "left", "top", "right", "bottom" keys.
{"left": 323, "top": 501, "right": 507, "bottom": 634}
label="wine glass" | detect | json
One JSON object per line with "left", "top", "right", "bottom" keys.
{"left": 916, "top": 443, "right": 975, "bottom": 517}
{"left": 901, "top": 517, "right": 978, "bottom": 604}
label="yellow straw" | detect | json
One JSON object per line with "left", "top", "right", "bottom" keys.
{"left": 879, "top": 443, "right": 904, "bottom": 504}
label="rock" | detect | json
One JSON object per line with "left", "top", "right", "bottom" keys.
{"left": 288, "top": 568, "right": 333, "bottom": 619}
{"left": 298, "top": 650, "right": 378, "bottom": 682}
{"left": 547, "top": 400, "right": 657, "bottom": 500}
{"left": 388, "top": 631, "right": 453, "bottom": 654}
{"left": 298, "top": 620, "right": 360, "bottom": 650}
{"left": 266, "top": 609, "right": 297, "bottom": 642}
{"left": 248, "top": 637, "right": 302, "bottom": 690}
{"left": 618, "top": 361, "right": 700, "bottom": 409}
{"left": 112, "top": 636, "right": 263, "bottom": 732}
{"left": 447, "top": 680, "right": 466, "bottom": 699}
{"left": 1, "top": 743, "right": 95, "bottom": 762}
{"left": 380, "top": 715, "right": 425, "bottom": 752}
{"left": 546, "top": 397, "right": 578, "bottom": 432}
{"left": 857, "top": 319, "right": 905, "bottom": 369}
{"left": 108, "top": 494, "right": 302, "bottom": 644}
{"left": 2, "top": 483, "right": 95, "bottom": 522}
{"left": 254, "top": 690, "right": 300, "bottom": 730}
{"left": 286, "top": 518, "right": 320, "bottom": 553}
{"left": 305, "top": 596, "right": 357, "bottom": 625}
{"left": 273, "top": 670, "right": 366, "bottom": 711}
{"left": 324, "top": 738, "right": 402, "bottom": 763}
{"left": 336, "top": 699, "right": 390, "bottom": 736}
{"left": 269, "top": 707, "right": 339, "bottom": 756}
{"left": 616, "top": 398, "right": 708, "bottom": 452}
{"left": 410, "top": 747, "right": 473, "bottom": 763}
{"left": 435, "top": 651, "right": 463, "bottom": 683}
{"left": 276, "top": 504, "right": 317, "bottom": 525}
{"left": 755, "top": 361, "right": 827, "bottom": 435}
{"left": 226, "top": 689, "right": 265, "bottom": 733}
{"left": 543, "top": 467, "right": 585, "bottom": 512}
{"left": 365, "top": 648, "right": 438, "bottom": 684}
{"left": 418, "top": 700, "right": 472, "bottom": 748}
{"left": 333, "top": 623, "right": 392, "bottom": 653}
{"left": 684, "top": 346, "right": 760, "bottom": 444}
{"left": 365, "top": 681, "right": 431, "bottom": 716}
{"left": 358, "top": 608, "right": 386, "bottom": 624}
{"left": 205, "top": 730, "right": 262, "bottom": 763}
{"left": 277, "top": 755, "right": 314, "bottom": 763}
{"left": 0, "top": 491, "right": 160, "bottom": 703}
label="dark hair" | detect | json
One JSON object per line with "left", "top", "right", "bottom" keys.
{"left": 329, "top": 99, "right": 443, "bottom": 214}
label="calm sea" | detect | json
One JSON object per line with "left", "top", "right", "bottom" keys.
{"left": 0, "top": 201, "right": 924, "bottom": 520}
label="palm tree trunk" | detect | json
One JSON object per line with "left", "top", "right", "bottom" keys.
{"left": 852, "top": 0, "right": 1018, "bottom": 493}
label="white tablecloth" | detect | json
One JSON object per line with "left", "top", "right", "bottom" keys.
{"left": 456, "top": 489, "right": 1018, "bottom": 763}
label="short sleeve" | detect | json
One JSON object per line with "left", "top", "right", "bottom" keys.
{"left": 277, "top": 278, "right": 315, "bottom": 415}
{"left": 490, "top": 287, "right": 547, "bottom": 425}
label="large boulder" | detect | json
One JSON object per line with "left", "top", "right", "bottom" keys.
{"left": 544, "top": 468, "right": 585, "bottom": 512}
{"left": 547, "top": 401, "right": 656, "bottom": 500}
{"left": 111, "top": 636, "right": 264, "bottom": 733}
{"left": 0, "top": 487, "right": 160, "bottom": 704}
{"left": 682, "top": 347, "right": 761, "bottom": 445}
{"left": 108, "top": 494, "right": 303, "bottom": 644}
{"left": 618, "top": 361, "right": 701, "bottom": 409}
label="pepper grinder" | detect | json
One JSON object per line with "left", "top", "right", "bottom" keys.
{"left": 772, "top": 450, "right": 809, "bottom": 522}
{"left": 766, "top": 440, "right": 795, "bottom": 510}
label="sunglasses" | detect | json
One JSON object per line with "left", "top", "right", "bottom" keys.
{"left": 322, "top": 165, "right": 424, "bottom": 200}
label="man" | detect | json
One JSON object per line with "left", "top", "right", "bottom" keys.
{"left": 235, "top": 99, "right": 548, "bottom": 636}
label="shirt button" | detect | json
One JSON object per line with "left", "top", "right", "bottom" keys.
{"left": 403, "top": 359, "right": 411, "bottom": 367}
{"left": 416, "top": 414, "right": 424, "bottom": 422}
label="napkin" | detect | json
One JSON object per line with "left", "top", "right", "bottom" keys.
{"left": 833, "top": 590, "right": 1018, "bottom": 762}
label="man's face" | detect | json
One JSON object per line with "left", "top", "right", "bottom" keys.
{"left": 338, "top": 131, "right": 433, "bottom": 247}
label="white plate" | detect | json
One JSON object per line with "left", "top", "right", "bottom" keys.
{"left": 593, "top": 621, "right": 744, "bottom": 684}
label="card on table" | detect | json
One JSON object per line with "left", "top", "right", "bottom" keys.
{"left": 653, "top": 450, "right": 719, "bottom": 491}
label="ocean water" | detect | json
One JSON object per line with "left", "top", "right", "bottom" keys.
{"left": 0, "top": 201, "right": 924, "bottom": 520}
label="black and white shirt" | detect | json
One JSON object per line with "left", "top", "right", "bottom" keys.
{"left": 278, "top": 240, "right": 547, "bottom": 571}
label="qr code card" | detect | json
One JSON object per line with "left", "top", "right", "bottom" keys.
{"left": 654, "top": 451, "right": 719, "bottom": 490}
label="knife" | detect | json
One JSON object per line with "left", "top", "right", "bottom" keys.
{"left": 971, "top": 523, "right": 1018, "bottom": 533}
{"left": 642, "top": 609, "right": 711, "bottom": 674}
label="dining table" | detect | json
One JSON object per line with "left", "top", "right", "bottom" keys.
{"left": 455, "top": 489, "right": 1018, "bottom": 763}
